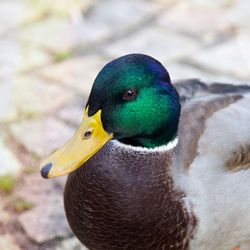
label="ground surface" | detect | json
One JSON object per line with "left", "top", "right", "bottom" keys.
{"left": 0, "top": 0, "right": 250, "bottom": 249}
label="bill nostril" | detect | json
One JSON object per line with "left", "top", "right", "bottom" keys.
{"left": 41, "top": 163, "right": 52, "bottom": 179}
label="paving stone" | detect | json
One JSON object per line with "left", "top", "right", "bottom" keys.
{"left": 26, "top": 0, "right": 95, "bottom": 18}
{"left": 13, "top": 76, "right": 75, "bottom": 118}
{"left": 0, "top": 38, "right": 51, "bottom": 78}
{"left": 0, "top": 78, "right": 18, "bottom": 122}
{"left": 186, "top": 0, "right": 233, "bottom": 8}
{"left": 14, "top": 17, "right": 79, "bottom": 53}
{"left": 241, "top": 241, "right": 250, "bottom": 250}
{"left": 72, "top": 0, "right": 165, "bottom": 47}
{"left": 15, "top": 0, "right": 163, "bottom": 52}
{"left": 10, "top": 117, "right": 75, "bottom": 158}
{"left": 0, "top": 76, "right": 74, "bottom": 122}
{"left": 157, "top": 2, "right": 233, "bottom": 44}
{"left": 0, "top": 133, "right": 21, "bottom": 176}
{"left": 16, "top": 173, "right": 64, "bottom": 208}
{"left": 166, "top": 62, "right": 244, "bottom": 84}
{"left": 38, "top": 55, "right": 105, "bottom": 94}
{"left": 190, "top": 32, "right": 250, "bottom": 80}
{"left": 82, "top": 0, "right": 163, "bottom": 31}
{"left": 54, "top": 237, "right": 88, "bottom": 250}
{"left": 154, "top": 0, "right": 175, "bottom": 3}
{"left": 57, "top": 105, "right": 83, "bottom": 128}
{"left": 0, "top": 0, "right": 34, "bottom": 36}
{"left": 56, "top": 95, "right": 84, "bottom": 128}
{"left": 227, "top": 0, "right": 250, "bottom": 28}
{"left": 104, "top": 26, "right": 200, "bottom": 62}
{"left": 18, "top": 196, "right": 71, "bottom": 244}
{"left": 16, "top": 172, "right": 71, "bottom": 244}
{"left": 0, "top": 235, "right": 20, "bottom": 250}
{"left": 0, "top": 204, "right": 10, "bottom": 225}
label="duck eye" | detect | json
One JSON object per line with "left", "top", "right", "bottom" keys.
{"left": 123, "top": 89, "right": 138, "bottom": 101}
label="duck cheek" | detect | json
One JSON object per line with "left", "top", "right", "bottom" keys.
{"left": 102, "top": 104, "right": 141, "bottom": 137}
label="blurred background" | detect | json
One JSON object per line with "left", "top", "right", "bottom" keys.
{"left": 0, "top": 0, "right": 249, "bottom": 249}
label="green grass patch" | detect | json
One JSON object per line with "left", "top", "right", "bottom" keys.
{"left": 0, "top": 176, "right": 17, "bottom": 193}
{"left": 9, "top": 197, "right": 35, "bottom": 212}
{"left": 54, "top": 50, "right": 72, "bottom": 62}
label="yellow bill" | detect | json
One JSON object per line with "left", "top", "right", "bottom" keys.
{"left": 40, "top": 108, "right": 113, "bottom": 178}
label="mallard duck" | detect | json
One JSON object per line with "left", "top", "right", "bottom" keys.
{"left": 40, "top": 54, "right": 250, "bottom": 250}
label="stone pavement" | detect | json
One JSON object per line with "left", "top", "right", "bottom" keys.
{"left": 0, "top": 0, "right": 249, "bottom": 249}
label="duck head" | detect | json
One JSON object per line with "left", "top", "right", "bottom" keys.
{"left": 40, "top": 54, "right": 181, "bottom": 178}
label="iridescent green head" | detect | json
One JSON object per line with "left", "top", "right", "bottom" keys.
{"left": 87, "top": 54, "right": 181, "bottom": 148}
{"left": 40, "top": 54, "right": 181, "bottom": 178}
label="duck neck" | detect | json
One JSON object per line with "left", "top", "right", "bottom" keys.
{"left": 135, "top": 131, "right": 178, "bottom": 148}
{"left": 121, "top": 122, "right": 179, "bottom": 148}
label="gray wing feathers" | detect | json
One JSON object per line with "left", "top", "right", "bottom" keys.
{"left": 175, "top": 94, "right": 242, "bottom": 170}
{"left": 173, "top": 79, "right": 250, "bottom": 171}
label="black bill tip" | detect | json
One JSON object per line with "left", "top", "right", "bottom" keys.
{"left": 40, "top": 163, "right": 52, "bottom": 179}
